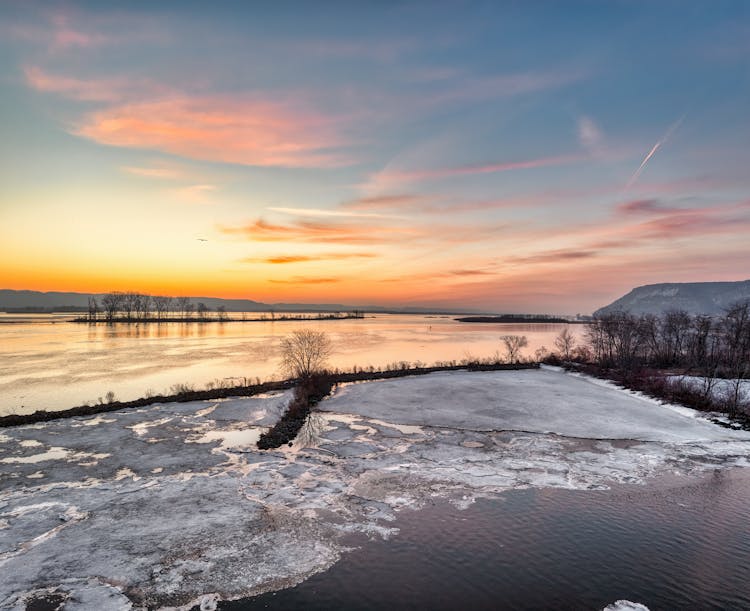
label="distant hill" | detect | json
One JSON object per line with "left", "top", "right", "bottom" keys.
{"left": 594, "top": 280, "right": 750, "bottom": 316}
{"left": 0, "top": 289, "right": 482, "bottom": 315}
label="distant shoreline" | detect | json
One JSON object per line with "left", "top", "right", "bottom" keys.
{"left": 70, "top": 313, "right": 367, "bottom": 324}
{"left": 456, "top": 316, "right": 586, "bottom": 324}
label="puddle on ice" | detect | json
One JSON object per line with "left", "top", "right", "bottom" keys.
{"left": 75, "top": 415, "right": 117, "bottom": 427}
{"left": 320, "top": 413, "right": 423, "bottom": 436}
{"left": 115, "top": 468, "right": 140, "bottom": 481}
{"left": 128, "top": 417, "right": 173, "bottom": 436}
{"left": 19, "top": 440, "right": 43, "bottom": 448}
{"left": 193, "top": 428, "right": 265, "bottom": 449}
{"left": 365, "top": 418, "right": 423, "bottom": 435}
{"left": 1, "top": 447, "right": 111, "bottom": 465}
{"left": 1, "top": 447, "right": 71, "bottom": 464}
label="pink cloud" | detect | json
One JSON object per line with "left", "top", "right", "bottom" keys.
{"left": 76, "top": 96, "right": 348, "bottom": 168}
{"left": 24, "top": 65, "right": 127, "bottom": 102}
{"left": 368, "top": 153, "right": 586, "bottom": 189}
{"left": 50, "top": 13, "right": 111, "bottom": 49}
{"left": 24, "top": 63, "right": 346, "bottom": 168}
{"left": 341, "top": 194, "right": 427, "bottom": 210}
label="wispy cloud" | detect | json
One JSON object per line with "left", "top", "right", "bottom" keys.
{"left": 426, "top": 68, "right": 589, "bottom": 108}
{"left": 241, "top": 253, "right": 376, "bottom": 264}
{"left": 506, "top": 249, "right": 599, "bottom": 265}
{"left": 269, "top": 276, "right": 341, "bottom": 284}
{"left": 366, "top": 153, "right": 586, "bottom": 189}
{"left": 344, "top": 191, "right": 579, "bottom": 216}
{"left": 170, "top": 184, "right": 218, "bottom": 204}
{"left": 340, "top": 194, "right": 426, "bottom": 210}
{"left": 24, "top": 65, "right": 127, "bottom": 102}
{"left": 219, "top": 218, "right": 415, "bottom": 244}
{"left": 6, "top": 9, "right": 165, "bottom": 53}
{"left": 268, "top": 207, "right": 395, "bottom": 219}
{"left": 616, "top": 198, "right": 681, "bottom": 216}
{"left": 578, "top": 116, "right": 603, "bottom": 154}
{"left": 121, "top": 163, "right": 188, "bottom": 180}
{"left": 444, "top": 269, "right": 496, "bottom": 277}
{"left": 9, "top": 14, "right": 112, "bottom": 51}
{"left": 286, "top": 37, "right": 418, "bottom": 63}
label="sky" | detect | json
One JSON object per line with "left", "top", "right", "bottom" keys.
{"left": 0, "top": 1, "right": 748, "bottom": 314}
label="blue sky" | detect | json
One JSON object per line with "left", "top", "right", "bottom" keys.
{"left": 1, "top": 1, "right": 748, "bottom": 312}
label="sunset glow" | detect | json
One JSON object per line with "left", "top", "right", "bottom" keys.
{"left": 1, "top": 2, "right": 748, "bottom": 313}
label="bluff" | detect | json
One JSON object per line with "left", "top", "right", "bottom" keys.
{"left": 594, "top": 280, "right": 750, "bottom": 317}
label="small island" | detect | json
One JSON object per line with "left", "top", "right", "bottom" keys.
{"left": 456, "top": 315, "right": 572, "bottom": 324}
{"left": 72, "top": 291, "right": 366, "bottom": 323}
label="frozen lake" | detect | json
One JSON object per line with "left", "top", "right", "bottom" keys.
{"left": 0, "top": 313, "right": 582, "bottom": 415}
{"left": 2, "top": 368, "right": 749, "bottom": 609}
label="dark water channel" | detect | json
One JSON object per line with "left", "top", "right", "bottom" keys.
{"left": 225, "top": 469, "right": 750, "bottom": 611}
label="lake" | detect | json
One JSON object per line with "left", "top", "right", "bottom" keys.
{"left": 0, "top": 313, "right": 582, "bottom": 415}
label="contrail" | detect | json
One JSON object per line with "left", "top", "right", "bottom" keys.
{"left": 625, "top": 114, "right": 686, "bottom": 189}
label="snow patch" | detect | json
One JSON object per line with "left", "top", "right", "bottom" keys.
{"left": 603, "top": 601, "right": 650, "bottom": 611}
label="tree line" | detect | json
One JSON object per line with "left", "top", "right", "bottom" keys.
{"left": 560, "top": 301, "right": 750, "bottom": 416}
{"left": 82, "top": 293, "right": 367, "bottom": 323}
{"left": 583, "top": 302, "right": 750, "bottom": 377}
{"left": 85, "top": 292, "right": 221, "bottom": 322}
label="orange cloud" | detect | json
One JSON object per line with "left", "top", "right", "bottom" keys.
{"left": 76, "top": 96, "right": 346, "bottom": 168}
{"left": 269, "top": 277, "right": 341, "bottom": 284}
{"left": 220, "top": 218, "right": 416, "bottom": 244}
{"left": 242, "top": 253, "right": 377, "bottom": 264}
{"left": 24, "top": 65, "right": 349, "bottom": 168}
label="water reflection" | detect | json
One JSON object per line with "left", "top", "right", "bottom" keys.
{"left": 296, "top": 412, "right": 326, "bottom": 448}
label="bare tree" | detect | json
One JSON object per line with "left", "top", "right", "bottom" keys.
{"left": 280, "top": 329, "right": 333, "bottom": 379}
{"left": 87, "top": 296, "right": 99, "bottom": 322}
{"left": 175, "top": 296, "right": 192, "bottom": 319}
{"left": 122, "top": 292, "right": 139, "bottom": 320}
{"left": 135, "top": 293, "right": 152, "bottom": 320}
{"left": 196, "top": 302, "right": 210, "bottom": 320}
{"left": 153, "top": 296, "right": 173, "bottom": 321}
{"left": 216, "top": 305, "right": 229, "bottom": 322}
{"left": 553, "top": 327, "right": 576, "bottom": 360}
{"left": 101, "top": 292, "right": 124, "bottom": 322}
{"left": 501, "top": 335, "right": 528, "bottom": 364}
